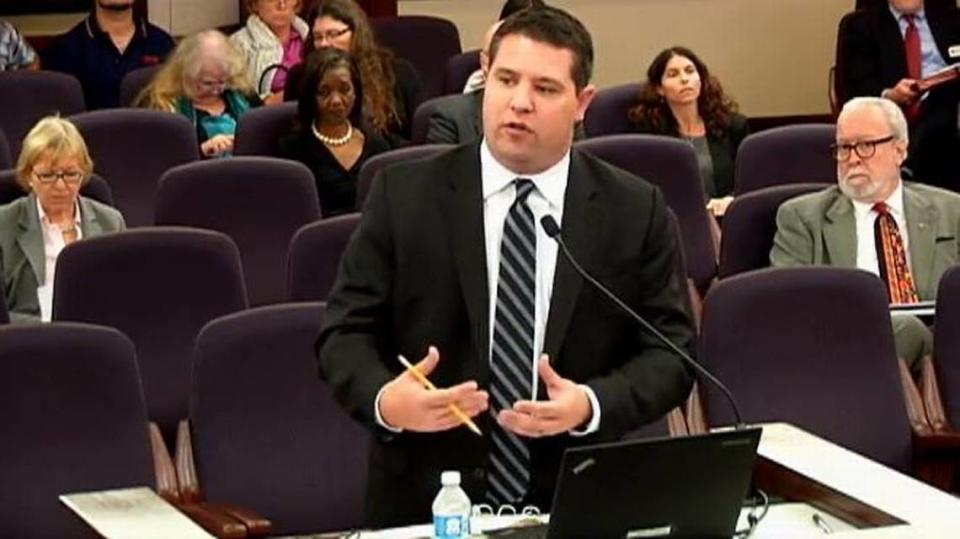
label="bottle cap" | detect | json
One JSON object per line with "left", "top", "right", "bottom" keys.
{"left": 441, "top": 470, "right": 461, "bottom": 486}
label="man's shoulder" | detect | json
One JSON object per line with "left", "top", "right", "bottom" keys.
{"left": 778, "top": 185, "right": 843, "bottom": 215}
{"left": 570, "top": 147, "right": 660, "bottom": 198}
{"left": 431, "top": 92, "right": 481, "bottom": 116}
{"left": 905, "top": 182, "right": 960, "bottom": 210}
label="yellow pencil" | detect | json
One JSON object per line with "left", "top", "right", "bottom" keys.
{"left": 398, "top": 354, "right": 483, "bottom": 436}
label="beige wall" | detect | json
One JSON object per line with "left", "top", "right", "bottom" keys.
{"left": 400, "top": 0, "right": 853, "bottom": 117}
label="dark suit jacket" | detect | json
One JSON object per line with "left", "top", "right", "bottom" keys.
{"left": 838, "top": 5, "right": 960, "bottom": 188}
{"left": 628, "top": 113, "right": 749, "bottom": 198}
{"left": 316, "top": 143, "right": 695, "bottom": 527}
{"left": 0, "top": 193, "right": 125, "bottom": 322}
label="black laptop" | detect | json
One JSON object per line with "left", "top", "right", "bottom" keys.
{"left": 488, "top": 427, "right": 762, "bottom": 539}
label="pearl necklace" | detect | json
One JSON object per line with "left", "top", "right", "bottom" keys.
{"left": 312, "top": 122, "right": 353, "bottom": 146}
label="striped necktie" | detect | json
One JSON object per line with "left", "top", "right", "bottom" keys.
{"left": 873, "top": 201, "right": 920, "bottom": 304}
{"left": 487, "top": 178, "right": 536, "bottom": 506}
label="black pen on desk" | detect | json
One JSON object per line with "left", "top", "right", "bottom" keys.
{"left": 812, "top": 513, "right": 833, "bottom": 534}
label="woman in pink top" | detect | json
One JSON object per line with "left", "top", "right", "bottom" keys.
{"left": 230, "top": 0, "right": 310, "bottom": 103}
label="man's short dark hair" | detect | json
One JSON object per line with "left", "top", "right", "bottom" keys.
{"left": 499, "top": 0, "right": 546, "bottom": 21}
{"left": 488, "top": 6, "right": 594, "bottom": 91}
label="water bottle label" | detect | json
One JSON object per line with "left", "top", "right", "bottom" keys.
{"left": 433, "top": 514, "right": 470, "bottom": 538}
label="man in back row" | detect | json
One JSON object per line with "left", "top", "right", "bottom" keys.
{"left": 317, "top": 6, "right": 694, "bottom": 528}
{"left": 772, "top": 96, "right": 960, "bottom": 367}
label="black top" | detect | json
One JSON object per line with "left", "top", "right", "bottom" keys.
{"left": 629, "top": 113, "right": 749, "bottom": 198}
{"left": 283, "top": 56, "right": 424, "bottom": 148}
{"left": 279, "top": 127, "right": 390, "bottom": 216}
{"left": 42, "top": 15, "right": 175, "bottom": 110}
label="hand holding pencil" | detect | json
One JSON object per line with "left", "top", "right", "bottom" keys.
{"left": 378, "top": 346, "right": 488, "bottom": 435}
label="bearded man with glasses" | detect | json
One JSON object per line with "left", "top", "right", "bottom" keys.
{"left": 771, "top": 96, "right": 960, "bottom": 371}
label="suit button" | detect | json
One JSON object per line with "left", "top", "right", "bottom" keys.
{"left": 473, "top": 468, "right": 486, "bottom": 480}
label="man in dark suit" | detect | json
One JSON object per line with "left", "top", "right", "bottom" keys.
{"left": 837, "top": 0, "right": 960, "bottom": 190}
{"left": 317, "top": 6, "right": 694, "bottom": 528}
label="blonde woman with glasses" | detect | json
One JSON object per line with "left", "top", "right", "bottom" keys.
{"left": 0, "top": 116, "right": 125, "bottom": 322}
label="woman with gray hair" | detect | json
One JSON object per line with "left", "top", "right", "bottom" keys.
{"left": 231, "top": 0, "right": 309, "bottom": 102}
{"left": 0, "top": 116, "right": 125, "bottom": 322}
{"left": 137, "top": 30, "right": 261, "bottom": 158}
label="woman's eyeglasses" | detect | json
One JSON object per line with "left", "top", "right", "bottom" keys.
{"left": 33, "top": 170, "right": 83, "bottom": 184}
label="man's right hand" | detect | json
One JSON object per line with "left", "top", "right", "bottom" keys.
{"left": 379, "top": 346, "right": 489, "bottom": 432}
{"left": 883, "top": 78, "right": 920, "bottom": 105}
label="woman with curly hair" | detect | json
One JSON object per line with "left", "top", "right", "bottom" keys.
{"left": 136, "top": 30, "right": 261, "bottom": 158}
{"left": 628, "top": 47, "right": 748, "bottom": 217}
{"left": 286, "top": 0, "right": 424, "bottom": 146}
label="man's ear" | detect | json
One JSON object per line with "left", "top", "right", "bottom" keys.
{"left": 575, "top": 84, "right": 597, "bottom": 122}
{"left": 480, "top": 50, "right": 490, "bottom": 76}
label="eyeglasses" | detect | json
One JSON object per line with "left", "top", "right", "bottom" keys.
{"left": 259, "top": 0, "right": 293, "bottom": 6}
{"left": 314, "top": 27, "right": 351, "bottom": 42}
{"left": 32, "top": 170, "right": 83, "bottom": 184}
{"left": 831, "top": 135, "right": 896, "bottom": 161}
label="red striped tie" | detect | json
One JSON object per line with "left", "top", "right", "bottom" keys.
{"left": 873, "top": 202, "right": 920, "bottom": 305}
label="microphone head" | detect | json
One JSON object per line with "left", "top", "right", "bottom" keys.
{"left": 540, "top": 215, "right": 561, "bottom": 238}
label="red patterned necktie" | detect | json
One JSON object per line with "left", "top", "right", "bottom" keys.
{"left": 903, "top": 14, "right": 922, "bottom": 121}
{"left": 873, "top": 202, "right": 920, "bottom": 304}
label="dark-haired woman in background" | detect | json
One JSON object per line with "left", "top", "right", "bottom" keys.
{"left": 629, "top": 47, "right": 748, "bottom": 217}
{"left": 279, "top": 48, "right": 389, "bottom": 217}
{"left": 285, "top": 0, "right": 423, "bottom": 147}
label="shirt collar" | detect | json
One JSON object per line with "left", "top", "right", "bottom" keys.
{"left": 479, "top": 138, "right": 569, "bottom": 211}
{"left": 85, "top": 12, "right": 148, "bottom": 40}
{"left": 36, "top": 197, "right": 82, "bottom": 228}
{"left": 889, "top": 5, "right": 926, "bottom": 23}
{"left": 851, "top": 179, "right": 905, "bottom": 219}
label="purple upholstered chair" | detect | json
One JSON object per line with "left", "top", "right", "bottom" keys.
{"left": 0, "top": 323, "right": 155, "bottom": 538}
{"left": 0, "top": 129, "right": 11, "bottom": 170}
{"left": 287, "top": 213, "right": 361, "bottom": 302}
{"left": 155, "top": 157, "right": 320, "bottom": 306}
{"left": 575, "top": 134, "right": 717, "bottom": 295}
{"left": 190, "top": 302, "right": 369, "bottom": 535}
{"left": 699, "top": 267, "right": 913, "bottom": 472}
{"left": 733, "top": 124, "right": 836, "bottom": 195}
{"left": 717, "top": 183, "right": 827, "bottom": 279}
{"left": 120, "top": 65, "right": 161, "bottom": 106}
{"left": 0, "top": 70, "right": 85, "bottom": 158}
{"left": 233, "top": 102, "right": 297, "bottom": 157}
{"left": 0, "top": 170, "right": 114, "bottom": 207}
{"left": 372, "top": 15, "right": 462, "bottom": 100}
{"left": 582, "top": 83, "right": 642, "bottom": 138}
{"left": 934, "top": 266, "right": 960, "bottom": 429}
{"left": 70, "top": 109, "right": 199, "bottom": 227}
{"left": 356, "top": 144, "right": 454, "bottom": 209}
{"left": 443, "top": 49, "right": 481, "bottom": 95}
{"left": 52, "top": 228, "right": 249, "bottom": 446}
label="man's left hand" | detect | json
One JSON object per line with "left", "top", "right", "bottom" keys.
{"left": 498, "top": 355, "right": 592, "bottom": 438}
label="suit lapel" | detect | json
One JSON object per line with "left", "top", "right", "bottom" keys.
{"left": 79, "top": 197, "right": 105, "bottom": 237}
{"left": 823, "top": 193, "right": 858, "bottom": 268}
{"left": 16, "top": 195, "right": 44, "bottom": 286}
{"left": 903, "top": 185, "right": 937, "bottom": 299}
{"left": 543, "top": 152, "right": 599, "bottom": 361}
{"left": 439, "top": 145, "right": 491, "bottom": 381}
{"left": 878, "top": 8, "right": 909, "bottom": 77}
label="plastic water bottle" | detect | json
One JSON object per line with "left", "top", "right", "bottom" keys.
{"left": 432, "top": 470, "right": 471, "bottom": 538}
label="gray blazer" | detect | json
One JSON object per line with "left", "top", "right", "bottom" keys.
{"left": 770, "top": 182, "right": 960, "bottom": 300}
{"left": 0, "top": 193, "right": 125, "bottom": 322}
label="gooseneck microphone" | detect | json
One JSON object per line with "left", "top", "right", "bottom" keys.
{"left": 540, "top": 215, "right": 746, "bottom": 428}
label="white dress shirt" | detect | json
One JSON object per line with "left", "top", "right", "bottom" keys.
{"left": 851, "top": 181, "right": 911, "bottom": 277}
{"left": 36, "top": 198, "right": 82, "bottom": 322}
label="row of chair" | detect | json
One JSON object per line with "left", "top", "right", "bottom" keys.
{"left": 5, "top": 265, "right": 960, "bottom": 536}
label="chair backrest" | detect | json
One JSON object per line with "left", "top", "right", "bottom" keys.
{"left": 443, "top": 49, "right": 481, "bottom": 95}
{"left": 372, "top": 15, "right": 462, "bottom": 100}
{"left": 191, "top": 302, "right": 369, "bottom": 535}
{"left": 0, "top": 128, "right": 11, "bottom": 170}
{"left": 699, "top": 267, "right": 913, "bottom": 472}
{"left": 718, "top": 183, "right": 827, "bottom": 278}
{"left": 119, "top": 65, "right": 161, "bottom": 106}
{"left": 935, "top": 266, "right": 960, "bottom": 428}
{"left": 233, "top": 102, "right": 298, "bottom": 157}
{"left": 582, "top": 83, "right": 642, "bottom": 138}
{"left": 410, "top": 95, "right": 449, "bottom": 144}
{"left": 356, "top": 144, "right": 454, "bottom": 208}
{"left": 287, "top": 213, "right": 361, "bottom": 302}
{"left": 733, "top": 124, "right": 836, "bottom": 195}
{"left": 575, "top": 134, "right": 717, "bottom": 294}
{"left": 0, "top": 70, "right": 85, "bottom": 158}
{"left": 0, "top": 170, "right": 114, "bottom": 207}
{"left": 70, "top": 109, "right": 199, "bottom": 227}
{"left": 155, "top": 157, "right": 320, "bottom": 306}
{"left": 0, "top": 323, "right": 154, "bottom": 538}
{"left": 53, "top": 227, "right": 249, "bottom": 445}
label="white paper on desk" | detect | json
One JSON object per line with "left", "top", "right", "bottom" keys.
{"left": 60, "top": 486, "right": 214, "bottom": 539}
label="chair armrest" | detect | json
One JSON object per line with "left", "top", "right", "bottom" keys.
{"left": 177, "top": 503, "right": 248, "bottom": 539}
{"left": 149, "top": 421, "right": 180, "bottom": 503}
{"left": 911, "top": 428, "right": 960, "bottom": 491}
{"left": 175, "top": 419, "right": 201, "bottom": 503}
{"left": 205, "top": 503, "right": 273, "bottom": 536}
